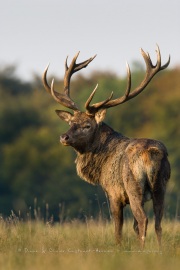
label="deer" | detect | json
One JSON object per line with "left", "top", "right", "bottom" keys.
{"left": 42, "top": 45, "right": 170, "bottom": 249}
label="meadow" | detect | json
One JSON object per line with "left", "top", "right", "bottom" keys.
{"left": 0, "top": 213, "right": 179, "bottom": 270}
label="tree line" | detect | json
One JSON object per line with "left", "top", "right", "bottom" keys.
{"left": 0, "top": 65, "right": 179, "bottom": 220}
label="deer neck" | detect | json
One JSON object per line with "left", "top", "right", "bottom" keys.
{"left": 75, "top": 122, "right": 127, "bottom": 185}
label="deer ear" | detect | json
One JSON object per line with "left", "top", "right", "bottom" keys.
{"left": 55, "top": 110, "right": 73, "bottom": 123}
{"left": 95, "top": 109, "right": 106, "bottom": 124}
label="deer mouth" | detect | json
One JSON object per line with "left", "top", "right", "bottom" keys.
{"left": 60, "top": 140, "right": 70, "bottom": 146}
{"left": 60, "top": 138, "right": 70, "bottom": 146}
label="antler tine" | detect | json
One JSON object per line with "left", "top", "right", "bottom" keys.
{"left": 42, "top": 64, "right": 78, "bottom": 109}
{"left": 42, "top": 64, "right": 51, "bottom": 94}
{"left": 118, "top": 62, "right": 131, "bottom": 103}
{"left": 50, "top": 79, "right": 78, "bottom": 110}
{"left": 157, "top": 44, "right": 171, "bottom": 70}
{"left": 42, "top": 52, "right": 96, "bottom": 111}
{"left": 64, "top": 52, "right": 79, "bottom": 95}
{"left": 64, "top": 52, "right": 96, "bottom": 95}
{"left": 85, "top": 61, "right": 131, "bottom": 113}
{"left": 85, "top": 84, "right": 114, "bottom": 114}
{"left": 126, "top": 45, "right": 169, "bottom": 98}
{"left": 85, "top": 46, "right": 170, "bottom": 114}
{"left": 85, "top": 84, "right": 99, "bottom": 111}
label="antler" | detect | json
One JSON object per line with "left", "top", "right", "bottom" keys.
{"left": 42, "top": 52, "right": 96, "bottom": 111}
{"left": 85, "top": 45, "right": 170, "bottom": 115}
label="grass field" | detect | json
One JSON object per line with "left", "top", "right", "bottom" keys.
{"left": 0, "top": 214, "right": 179, "bottom": 270}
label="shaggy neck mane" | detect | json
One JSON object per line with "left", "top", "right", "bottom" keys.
{"left": 75, "top": 122, "right": 126, "bottom": 185}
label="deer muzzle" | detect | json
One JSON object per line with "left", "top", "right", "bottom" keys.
{"left": 60, "top": 134, "right": 70, "bottom": 146}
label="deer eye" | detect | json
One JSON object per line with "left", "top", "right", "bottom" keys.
{"left": 83, "top": 124, "right": 91, "bottom": 130}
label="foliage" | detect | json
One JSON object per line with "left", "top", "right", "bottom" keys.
{"left": 0, "top": 65, "right": 179, "bottom": 220}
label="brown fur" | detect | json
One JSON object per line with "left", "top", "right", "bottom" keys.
{"left": 56, "top": 110, "right": 170, "bottom": 248}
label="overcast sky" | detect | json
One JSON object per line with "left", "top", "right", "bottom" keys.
{"left": 1, "top": 0, "right": 179, "bottom": 81}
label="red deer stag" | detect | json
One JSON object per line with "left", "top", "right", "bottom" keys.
{"left": 43, "top": 46, "right": 170, "bottom": 248}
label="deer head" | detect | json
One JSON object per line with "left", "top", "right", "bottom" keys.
{"left": 42, "top": 45, "right": 170, "bottom": 150}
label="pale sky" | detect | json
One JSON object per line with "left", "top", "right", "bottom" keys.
{"left": 1, "top": 0, "right": 179, "bottom": 81}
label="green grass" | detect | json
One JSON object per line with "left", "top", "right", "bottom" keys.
{"left": 0, "top": 214, "right": 179, "bottom": 270}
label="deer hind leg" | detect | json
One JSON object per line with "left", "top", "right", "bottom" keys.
{"left": 124, "top": 176, "right": 148, "bottom": 248}
{"left": 109, "top": 198, "right": 124, "bottom": 245}
{"left": 152, "top": 190, "right": 165, "bottom": 248}
{"left": 129, "top": 199, "right": 148, "bottom": 249}
{"left": 133, "top": 218, "right": 139, "bottom": 236}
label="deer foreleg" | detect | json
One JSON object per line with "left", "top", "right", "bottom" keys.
{"left": 109, "top": 199, "right": 124, "bottom": 245}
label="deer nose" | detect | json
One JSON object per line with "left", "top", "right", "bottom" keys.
{"left": 60, "top": 134, "right": 70, "bottom": 145}
{"left": 61, "top": 134, "right": 69, "bottom": 141}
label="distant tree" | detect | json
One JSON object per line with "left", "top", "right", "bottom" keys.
{"left": 0, "top": 65, "right": 179, "bottom": 220}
